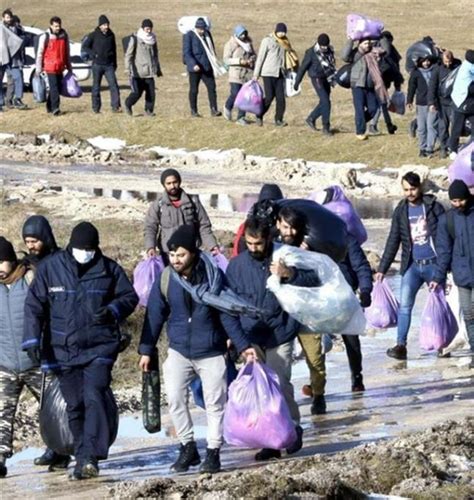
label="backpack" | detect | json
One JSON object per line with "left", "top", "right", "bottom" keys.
{"left": 439, "top": 66, "right": 460, "bottom": 99}
{"left": 122, "top": 34, "right": 136, "bottom": 55}
{"left": 80, "top": 34, "right": 92, "bottom": 62}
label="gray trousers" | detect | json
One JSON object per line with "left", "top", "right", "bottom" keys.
{"left": 416, "top": 105, "right": 438, "bottom": 152}
{"left": 163, "top": 349, "right": 227, "bottom": 449}
{"left": 458, "top": 286, "right": 474, "bottom": 353}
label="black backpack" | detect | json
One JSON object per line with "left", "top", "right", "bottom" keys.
{"left": 122, "top": 34, "right": 136, "bottom": 55}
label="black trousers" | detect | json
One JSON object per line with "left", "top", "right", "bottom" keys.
{"left": 342, "top": 335, "right": 363, "bottom": 380}
{"left": 308, "top": 77, "right": 331, "bottom": 128}
{"left": 259, "top": 75, "right": 286, "bottom": 122}
{"left": 188, "top": 70, "right": 217, "bottom": 112}
{"left": 126, "top": 77, "right": 155, "bottom": 112}
{"left": 91, "top": 64, "right": 121, "bottom": 111}
{"left": 46, "top": 73, "right": 63, "bottom": 113}
{"left": 449, "top": 109, "right": 474, "bottom": 153}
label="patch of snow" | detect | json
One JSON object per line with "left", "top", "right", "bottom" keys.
{"left": 88, "top": 136, "right": 126, "bottom": 151}
{"left": 0, "top": 133, "right": 15, "bottom": 140}
{"left": 38, "top": 134, "right": 50, "bottom": 143}
{"left": 430, "top": 167, "right": 449, "bottom": 176}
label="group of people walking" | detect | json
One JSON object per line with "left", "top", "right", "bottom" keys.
{"left": 1, "top": 166, "right": 473, "bottom": 480}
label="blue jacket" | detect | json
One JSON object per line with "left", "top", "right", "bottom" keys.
{"left": 23, "top": 249, "right": 138, "bottom": 369}
{"left": 338, "top": 235, "right": 373, "bottom": 293}
{"left": 183, "top": 30, "right": 213, "bottom": 73}
{"left": 139, "top": 261, "right": 251, "bottom": 360}
{"left": 226, "top": 246, "right": 321, "bottom": 349}
{"left": 433, "top": 201, "right": 474, "bottom": 287}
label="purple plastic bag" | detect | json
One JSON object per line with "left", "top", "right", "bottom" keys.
{"left": 347, "top": 14, "right": 384, "bottom": 41}
{"left": 365, "top": 281, "right": 399, "bottom": 328}
{"left": 234, "top": 80, "right": 264, "bottom": 115}
{"left": 133, "top": 256, "right": 165, "bottom": 307}
{"left": 224, "top": 362, "right": 297, "bottom": 449}
{"left": 61, "top": 72, "right": 83, "bottom": 98}
{"left": 420, "top": 288, "right": 458, "bottom": 351}
{"left": 213, "top": 252, "right": 229, "bottom": 272}
{"left": 448, "top": 142, "right": 474, "bottom": 188}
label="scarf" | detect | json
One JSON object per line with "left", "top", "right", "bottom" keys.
{"left": 193, "top": 29, "right": 227, "bottom": 77}
{"left": 365, "top": 51, "right": 390, "bottom": 104}
{"left": 419, "top": 66, "right": 433, "bottom": 85}
{"left": 234, "top": 35, "right": 253, "bottom": 55}
{"left": 451, "top": 60, "right": 474, "bottom": 108}
{"left": 272, "top": 33, "right": 299, "bottom": 71}
{"left": 136, "top": 27, "right": 156, "bottom": 45}
{"left": 0, "top": 263, "right": 26, "bottom": 286}
{"left": 313, "top": 43, "right": 336, "bottom": 79}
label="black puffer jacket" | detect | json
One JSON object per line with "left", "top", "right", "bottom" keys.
{"left": 427, "top": 59, "right": 462, "bottom": 107}
{"left": 82, "top": 27, "right": 117, "bottom": 67}
{"left": 378, "top": 195, "right": 445, "bottom": 275}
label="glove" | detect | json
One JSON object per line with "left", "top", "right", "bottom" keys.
{"left": 293, "top": 83, "right": 300, "bottom": 92}
{"left": 93, "top": 307, "right": 116, "bottom": 325}
{"left": 26, "top": 346, "right": 41, "bottom": 365}
{"left": 359, "top": 291, "right": 372, "bottom": 308}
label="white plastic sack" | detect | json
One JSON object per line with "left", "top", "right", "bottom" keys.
{"left": 267, "top": 245, "right": 366, "bottom": 335}
{"left": 177, "top": 16, "right": 212, "bottom": 34}
{"left": 285, "top": 71, "right": 301, "bottom": 98}
{"left": 441, "top": 282, "right": 469, "bottom": 355}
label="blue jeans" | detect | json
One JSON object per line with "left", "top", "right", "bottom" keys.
{"left": 308, "top": 77, "right": 331, "bottom": 128}
{"left": 6, "top": 67, "right": 23, "bottom": 99}
{"left": 225, "top": 82, "right": 245, "bottom": 119}
{"left": 91, "top": 64, "right": 121, "bottom": 111}
{"left": 351, "top": 87, "right": 379, "bottom": 135}
{"left": 397, "top": 261, "right": 437, "bottom": 345}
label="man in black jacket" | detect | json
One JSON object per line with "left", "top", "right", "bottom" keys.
{"left": 375, "top": 172, "right": 445, "bottom": 359}
{"left": 294, "top": 33, "right": 336, "bottom": 136}
{"left": 82, "top": 15, "right": 121, "bottom": 113}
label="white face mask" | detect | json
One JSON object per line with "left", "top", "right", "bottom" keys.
{"left": 72, "top": 248, "right": 96, "bottom": 264}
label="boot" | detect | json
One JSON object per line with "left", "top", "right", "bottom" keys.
{"left": 286, "top": 425, "right": 303, "bottom": 455}
{"left": 0, "top": 454, "right": 7, "bottom": 478}
{"left": 352, "top": 374, "right": 365, "bottom": 392}
{"left": 311, "top": 395, "right": 326, "bottom": 415}
{"left": 170, "top": 441, "right": 201, "bottom": 472}
{"left": 386, "top": 344, "right": 407, "bottom": 360}
{"left": 255, "top": 448, "right": 281, "bottom": 461}
{"left": 301, "top": 384, "right": 313, "bottom": 397}
{"left": 387, "top": 123, "right": 398, "bottom": 135}
{"left": 13, "top": 98, "right": 27, "bottom": 110}
{"left": 199, "top": 448, "right": 221, "bottom": 473}
{"left": 210, "top": 108, "right": 222, "bottom": 117}
{"left": 34, "top": 448, "right": 70, "bottom": 468}
{"left": 68, "top": 461, "right": 83, "bottom": 481}
{"left": 81, "top": 458, "right": 99, "bottom": 479}
{"left": 305, "top": 117, "right": 316, "bottom": 131}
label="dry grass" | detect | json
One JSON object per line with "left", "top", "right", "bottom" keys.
{"left": 1, "top": 0, "right": 471, "bottom": 167}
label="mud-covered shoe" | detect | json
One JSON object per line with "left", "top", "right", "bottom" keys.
{"left": 352, "top": 374, "right": 365, "bottom": 392}
{"left": 255, "top": 448, "right": 281, "bottom": 461}
{"left": 386, "top": 344, "right": 407, "bottom": 360}
{"left": 311, "top": 395, "right": 326, "bottom": 415}
{"left": 286, "top": 425, "right": 303, "bottom": 455}
{"left": 81, "top": 459, "right": 99, "bottom": 479}
{"left": 199, "top": 448, "right": 221, "bottom": 473}
{"left": 68, "top": 462, "right": 83, "bottom": 481}
{"left": 170, "top": 441, "right": 201, "bottom": 472}
{"left": 0, "top": 454, "right": 7, "bottom": 478}
{"left": 387, "top": 124, "right": 398, "bottom": 135}
{"left": 211, "top": 108, "right": 222, "bottom": 117}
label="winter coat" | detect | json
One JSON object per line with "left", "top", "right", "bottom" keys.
{"left": 144, "top": 190, "right": 217, "bottom": 254}
{"left": 0, "top": 272, "right": 35, "bottom": 372}
{"left": 226, "top": 246, "right": 321, "bottom": 349}
{"left": 433, "top": 201, "right": 474, "bottom": 287}
{"left": 139, "top": 258, "right": 250, "bottom": 360}
{"left": 125, "top": 34, "right": 160, "bottom": 79}
{"left": 8, "top": 25, "right": 25, "bottom": 68}
{"left": 23, "top": 248, "right": 138, "bottom": 369}
{"left": 183, "top": 30, "right": 214, "bottom": 73}
{"left": 338, "top": 235, "right": 373, "bottom": 293}
{"left": 407, "top": 68, "right": 434, "bottom": 106}
{"left": 82, "top": 27, "right": 117, "bottom": 68}
{"left": 223, "top": 35, "right": 255, "bottom": 84}
{"left": 0, "top": 24, "right": 23, "bottom": 66}
{"left": 341, "top": 39, "right": 369, "bottom": 88}
{"left": 294, "top": 45, "right": 334, "bottom": 88}
{"left": 22, "top": 215, "right": 59, "bottom": 267}
{"left": 378, "top": 195, "right": 445, "bottom": 276}
{"left": 427, "top": 60, "right": 462, "bottom": 107}
{"left": 36, "top": 28, "right": 71, "bottom": 75}
{"left": 254, "top": 34, "right": 285, "bottom": 79}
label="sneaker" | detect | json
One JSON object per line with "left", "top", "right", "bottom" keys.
{"left": 322, "top": 127, "right": 333, "bottom": 136}
{"left": 52, "top": 109, "right": 61, "bottom": 116}
{"left": 191, "top": 110, "right": 202, "bottom": 118}
{"left": 301, "top": 384, "right": 313, "bottom": 397}
{"left": 255, "top": 117, "right": 263, "bottom": 127}
{"left": 224, "top": 108, "right": 232, "bottom": 121}
{"left": 352, "top": 374, "right": 365, "bottom": 392}
{"left": 386, "top": 344, "right": 407, "bottom": 360}
{"left": 81, "top": 459, "right": 99, "bottom": 479}
{"left": 368, "top": 124, "right": 379, "bottom": 135}
{"left": 255, "top": 448, "right": 281, "bottom": 461}
{"left": 145, "top": 110, "right": 156, "bottom": 117}
{"left": 112, "top": 107, "right": 122, "bottom": 113}
{"left": 199, "top": 448, "right": 221, "bottom": 474}
{"left": 13, "top": 98, "right": 27, "bottom": 110}
{"left": 356, "top": 134, "right": 368, "bottom": 141}
{"left": 305, "top": 117, "right": 316, "bottom": 131}
{"left": 211, "top": 108, "right": 222, "bottom": 117}
{"left": 68, "top": 462, "right": 83, "bottom": 481}
{"left": 286, "top": 425, "right": 303, "bottom": 455}
{"left": 387, "top": 124, "right": 398, "bottom": 135}
{"left": 275, "top": 120, "right": 288, "bottom": 127}
{"left": 34, "top": 448, "right": 70, "bottom": 468}
{"left": 125, "top": 104, "right": 133, "bottom": 116}
{"left": 170, "top": 441, "right": 201, "bottom": 473}
{"left": 449, "top": 151, "right": 457, "bottom": 160}
{"left": 236, "top": 117, "right": 248, "bottom": 126}
{"left": 311, "top": 395, "right": 327, "bottom": 415}
{"left": 0, "top": 454, "right": 7, "bottom": 478}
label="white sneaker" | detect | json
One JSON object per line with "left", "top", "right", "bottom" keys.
{"left": 224, "top": 108, "right": 232, "bottom": 121}
{"left": 449, "top": 151, "right": 457, "bottom": 160}
{"left": 236, "top": 117, "right": 248, "bottom": 126}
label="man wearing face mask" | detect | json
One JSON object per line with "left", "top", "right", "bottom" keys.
{"left": 23, "top": 222, "right": 138, "bottom": 480}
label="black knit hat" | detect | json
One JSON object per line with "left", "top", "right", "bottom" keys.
{"left": 195, "top": 18, "right": 207, "bottom": 29}
{"left": 160, "top": 168, "right": 181, "bottom": 185}
{"left": 142, "top": 18, "right": 153, "bottom": 29}
{"left": 0, "top": 237, "right": 16, "bottom": 262}
{"left": 465, "top": 50, "right": 474, "bottom": 64}
{"left": 70, "top": 222, "right": 100, "bottom": 250}
{"left": 275, "top": 23, "right": 287, "bottom": 34}
{"left": 448, "top": 179, "right": 471, "bottom": 200}
{"left": 258, "top": 183, "right": 283, "bottom": 202}
{"left": 98, "top": 14, "right": 109, "bottom": 26}
{"left": 317, "top": 33, "right": 330, "bottom": 46}
{"left": 167, "top": 225, "right": 198, "bottom": 253}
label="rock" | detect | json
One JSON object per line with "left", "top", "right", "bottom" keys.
{"left": 58, "top": 144, "right": 75, "bottom": 158}
{"left": 397, "top": 164, "right": 430, "bottom": 184}
{"left": 340, "top": 168, "right": 358, "bottom": 189}
{"left": 99, "top": 151, "right": 112, "bottom": 163}
{"left": 147, "top": 150, "right": 162, "bottom": 161}
{"left": 15, "top": 133, "right": 40, "bottom": 146}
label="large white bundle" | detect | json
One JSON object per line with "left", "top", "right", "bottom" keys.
{"left": 177, "top": 16, "right": 212, "bottom": 34}
{"left": 267, "top": 245, "right": 366, "bottom": 335}
{"left": 441, "top": 282, "right": 469, "bottom": 355}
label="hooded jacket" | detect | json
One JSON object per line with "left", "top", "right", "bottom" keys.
{"left": 22, "top": 215, "right": 59, "bottom": 265}
{"left": 82, "top": 26, "right": 117, "bottom": 67}
{"left": 338, "top": 234, "right": 373, "bottom": 293}
{"left": 223, "top": 35, "right": 255, "bottom": 84}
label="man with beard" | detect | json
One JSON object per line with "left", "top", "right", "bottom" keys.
{"left": 144, "top": 169, "right": 218, "bottom": 261}
{"left": 376, "top": 172, "right": 445, "bottom": 359}
{"left": 226, "top": 217, "right": 320, "bottom": 461}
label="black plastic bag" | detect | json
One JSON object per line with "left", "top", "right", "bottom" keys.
{"left": 276, "top": 199, "right": 348, "bottom": 262}
{"left": 142, "top": 353, "right": 161, "bottom": 433}
{"left": 335, "top": 63, "right": 352, "bottom": 89}
{"left": 405, "top": 40, "right": 439, "bottom": 73}
{"left": 39, "top": 375, "right": 119, "bottom": 456}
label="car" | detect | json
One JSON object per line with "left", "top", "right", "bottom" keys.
{"left": 2, "top": 25, "right": 91, "bottom": 87}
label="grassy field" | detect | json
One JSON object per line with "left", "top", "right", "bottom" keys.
{"left": 0, "top": 0, "right": 471, "bottom": 167}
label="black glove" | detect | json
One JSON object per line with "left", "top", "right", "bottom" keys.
{"left": 93, "top": 307, "right": 115, "bottom": 325}
{"left": 360, "top": 291, "right": 372, "bottom": 308}
{"left": 26, "top": 346, "right": 41, "bottom": 365}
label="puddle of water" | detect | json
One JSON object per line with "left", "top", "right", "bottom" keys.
{"left": 8, "top": 447, "right": 44, "bottom": 466}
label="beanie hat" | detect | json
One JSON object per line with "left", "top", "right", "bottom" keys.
{"left": 0, "top": 237, "right": 17, "bottom": 262}
{"left": 275, "top": 22, "right": 287, "bottom": 34}
{"left": 465, "top": 50, "right": 474, "bottom": 64}
{"left": 258, "top": 183, "right": 284, "bottom": 202}
{"left": 234, "top": 24, "right": 247, "bottom": 38}
{"left": 167, "top": 225, "right": 198, "bottom": 253}
{"left": 160, "top": 168, "right": 181, "bottom": 185}
{"left": 317, "top": 33, "right": 330, "bottom": 46}
{"left": 195, "top": 17, "right": 207, "bottom": 29}
{"left": 98, "top": 14, "right": 109, "bottom": 26}
{"left": 448, "top": 179, "right": 471, "bottom": 200}
{"left": 142, "top": 18, "right": 153, "bottom": 29}
{"left": 70, "top": 222, "right": 100, "bottom": 250}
